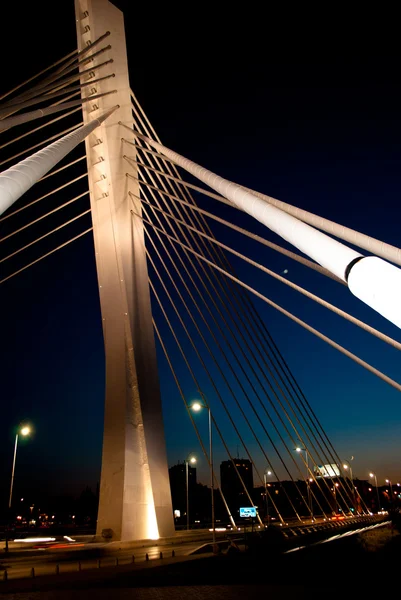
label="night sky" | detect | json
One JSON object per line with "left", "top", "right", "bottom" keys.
{"left": 1, "top": 2, "right": 400, "bottom": 507}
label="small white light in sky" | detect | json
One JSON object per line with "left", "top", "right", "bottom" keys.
{"left": 282, "top": 269, "right": 289, "bottom": 275}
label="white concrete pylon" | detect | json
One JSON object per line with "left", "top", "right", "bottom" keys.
{"left": 75, "top": 0, "right": 175, "bottom": 541}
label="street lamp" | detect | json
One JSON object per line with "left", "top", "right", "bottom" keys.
{"left": 343, "top": 457, "right": 356, "bottom": 508}
{"left": 296, "top": 446, "right": 313, "bottom": 520}
{"left": 333, "top": 482, "right": 340, "bottom": 513}
{"left": 185, "top": 455, "right": 197, "bottom": 531}
{"left": 6, "top": 425, "right": 31, "bottom": 552}
{"left": 190, "top": 400, "right": 215, "bottom": 547}
{"left": 9, "top": 425, "right": 31, "bottom": 509}
{"left": 385, "top": 479, "right": 394, "bottom": 504}
{"left": 342, "top": 459, "right": 354, "bottom": 486}
{"left": 369, "top": 472, "right": 381, "bottom": 512}
{"left": 263, "top": 469, "right": 272, "bottom": 525}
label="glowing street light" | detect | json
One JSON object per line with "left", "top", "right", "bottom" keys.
{"left": 295, "top": 446, "right": 313, "bottom": 520}
{"left": 343, "top": 458, "right": 354, "bottom": 484}
{"left": 263, "top": 469, "right": 272, "bottom": 525}
{"left": 190, "top": 399, "right": 216, "bottom": 547}
{"left": 343, "top": 457, "right": 357, "bottom": 508}
{"left": 369, "top": 472, "right": 381, "bottom": 511}
{"left": 185, "top": 454, "right": 197, "bottom": 531}
{"left": 6, "top": 424, "right": 32, "bottom": 553}
{"left": 9, "top": 425, "right": 31, "bottom": 509}
{"left": 385, "top": 479, "right": 394, "bottom": 502}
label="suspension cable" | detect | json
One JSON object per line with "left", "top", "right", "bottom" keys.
{"left": 148, "top": 274, "right": 266, "bottom": 525}
{"left": 153, "top": 319, "right": 237, "bottom": 528}
{"left": 0, "top": 108, "right": 81, "bottom": 151}
{"left": 39, "top": 156, "right": 86, "bottom": 182}
{"left": 0, "top": 228, "right": 92, "bottom": 285}
{"left": 126, "top": 110, "right": 354, "bottom": 508}
{"left": 134, "top": 207, "right": 401, "bottom": 394}
{"left": 126, "top": 164, "right": 341, "bottom": 283}
{"left": 0, "top": 58, "right": 112, "bottom": 132}
{"left": 140, "top": 195, "right": 343, "bottom": 515}
{"left": 129, "top": 92, "right": 362, "bottom": 509}
{"left": 141, "top": 200, "right": 310, "bottom": 519}
{"left": 0, "top": 123, "right": 82, "bottom": 168}
{"left": 0, "top": 49, "right": 78, "bottom": 102}
{"left": 133, "top": 161, "right": 326, "bottom": 516}
{"left": 0, "top": 174, "right": 88, "bottom": 223}
{"left": 264, "top": 328, "right": 370, "bottom": 513}
{"left": 134, "top": 191, "right": 401, "bottom": 353}
{"left": 0, "top": 191, "right": 89, "bottom": 243}
{"left": 0, "top": 209, "right": 91, "bottom": 264}
{"left": 3, "top": 46, "right": 113, "bottom": 112}
{"left": 0, "top": 72, "right": 110, "bottom": 115}
{"left": 0, "top": 88, "right": 116, "bottom": 133}
{"left": 122, "top": 143, "right": 233, "bottom": 206}
{"left": 127, "top": 132, "right": 350, "bottom": 506}
{"left": 0, "top": 31, "right": 110, "bottom": 104}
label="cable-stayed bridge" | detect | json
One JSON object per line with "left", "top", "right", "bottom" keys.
{"left": 0, "top": 0, "right": 400, "bottom": 544}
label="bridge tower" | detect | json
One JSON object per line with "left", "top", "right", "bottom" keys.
{"left": 74, "top": 0, "right": 174, "bottom": 541}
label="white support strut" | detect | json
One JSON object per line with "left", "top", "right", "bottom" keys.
{"left": 0, "top": 106, "right": 117, "bottom": 217}
{"left": 126, "top": 129, "right": 361, "bottom": 282}
{"left": 242, "top": 184, "right": 401, "bottom": 268}
{"left": 127, "top": 129, "right": 401, "bottom": 330}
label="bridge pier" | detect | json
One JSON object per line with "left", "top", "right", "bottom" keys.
{"left": 74, "top": 0, "right": 174, "bottom": 541}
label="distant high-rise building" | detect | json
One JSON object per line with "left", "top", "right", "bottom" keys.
{"left": 220, "top": 459, "right": 254, "bottom": 514}
{"left": 169, "top": 462, "right": 197, "bottom": 521}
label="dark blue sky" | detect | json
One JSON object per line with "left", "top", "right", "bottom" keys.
{"left": 0, "top": 2, "right": 400, "bottom": 504}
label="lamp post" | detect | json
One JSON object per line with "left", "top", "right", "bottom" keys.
{"left": 333, "top": 482, "right": 340, "bottom": 513}
{"left": 385, "top": 479, "right": 393, "bottom": 505}
{"left": 369, "top": 473, "right": 381, "bottom": 512}
{"left": 185, "top": 455, "right": 197, "bottom": 531}
{"left": 296, "top": 446, "right": 313, "bottom": 520}
{"left": 9, "top": 426, "right": 31, "bottom": 509}
{"left": 6, "top": 425, "right": 31, "bottom": 552}
{"left": 343, "top": 457, "right": 355, "bottom": 508}
{"left": 342, "top": 459, "right": 354, "bottom": 488}
{"left": 191, "top": 400, "right": 215, "bottom": 548}
{"left": 263, "top": 469, "right": 272, "bottom": 525}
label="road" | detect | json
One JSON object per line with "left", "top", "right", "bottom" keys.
{"left": 0, "top": 533, "right": 222, "bottom": 581}
{"left": 0, "top": 514, "right": 379, "bottom": 581}
{"left": 1, "top": 524, "right": 398, "bottom": 597}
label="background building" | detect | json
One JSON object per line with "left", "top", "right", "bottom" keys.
{"left": 169, "top": 462, "right": 197, "bottom": 525}
{"left": 220, "top": 459, "right": 254, "bottom": 515}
